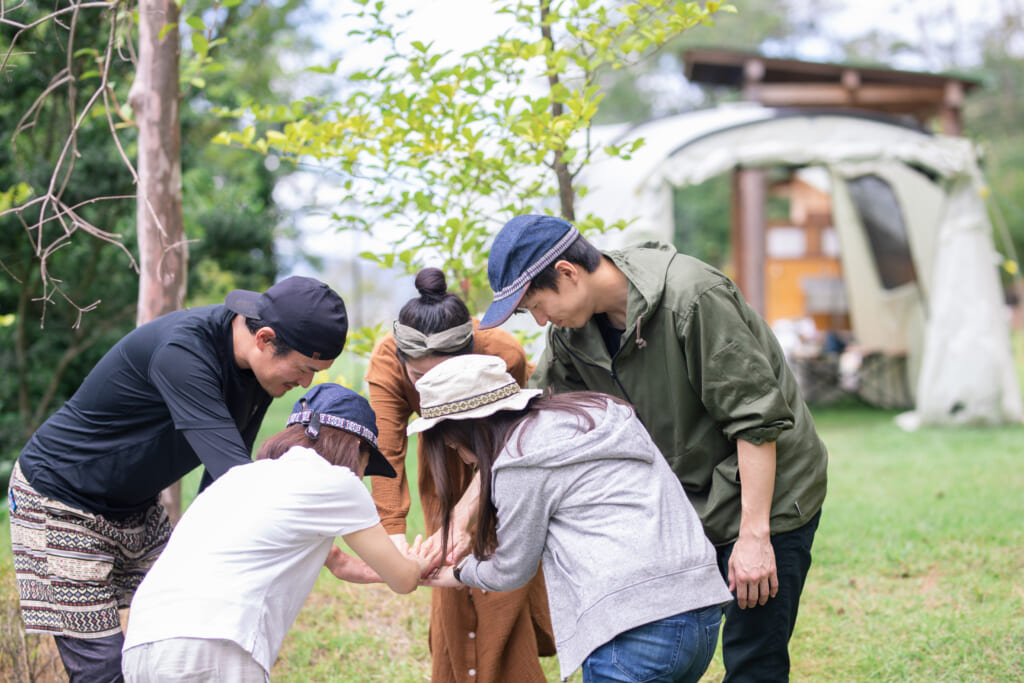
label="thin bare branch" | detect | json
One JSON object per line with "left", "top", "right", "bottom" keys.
{"left": 13, "top": 71, "right": 74, "bottom": 143}
{"left": 0, "top": 1, "right": 116, "bottom": 72}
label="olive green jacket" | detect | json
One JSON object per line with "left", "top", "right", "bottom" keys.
{"left": 529, "top": 242, "right": 828, "bottom": 545}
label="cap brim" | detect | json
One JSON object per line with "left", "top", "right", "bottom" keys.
{"left": 224, "top": 289, "right": 262, "bottom": 317}
{"left": 364, "top": 446, "right": 397, "bottom": 478}
{"left": 478, "top": 287, "right": 527, "bottom": 330}
{"left": 407, "top": 388, "right": 543, "bottom": 435}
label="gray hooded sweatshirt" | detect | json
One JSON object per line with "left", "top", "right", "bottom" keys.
{"left": 458, "top": 398, "right": 732, "bottom": 680}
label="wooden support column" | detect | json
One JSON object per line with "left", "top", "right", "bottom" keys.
{"left": 742, "top": 58, "right": 765, "bottom": 101}
{"left": 940, "top": 80, "right": 964, "bottom": 136}
{"left": 731, "top": 168, "right": 767, "bottom": 315}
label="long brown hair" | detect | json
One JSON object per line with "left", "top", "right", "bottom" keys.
{"left": 420, "top": 390, "right": 630, "bottom": 566}
{"left": 256, "top": 424, "right": 365, "bottom": 472}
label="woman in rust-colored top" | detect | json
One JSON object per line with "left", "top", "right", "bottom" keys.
{"left": 366, "top": 268, "right": 554, "bottom": 683}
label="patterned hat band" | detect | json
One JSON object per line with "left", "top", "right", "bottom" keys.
{"left": 419, "top": 381, "right": 520, "bottom": 420}
{"left": 287, "top": 410, "right": 380, "bottom": 449}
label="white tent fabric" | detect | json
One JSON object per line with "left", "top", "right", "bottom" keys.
{"left": 578, "top": 104, "right": 1022, "bottom": 426}
{"left": 913, "top": 175, "right": 1024, "bottom": 425}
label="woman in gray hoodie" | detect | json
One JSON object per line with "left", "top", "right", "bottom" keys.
{"left": 410, "top": 354, "right": 732, "bottom": 683}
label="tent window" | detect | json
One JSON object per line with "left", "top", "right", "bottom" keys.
{"left": 846, "top": 174, "right": 918, "bottom": 289}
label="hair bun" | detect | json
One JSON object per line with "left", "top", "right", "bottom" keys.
{"left": 414, "top": 267, "right": 448, "bottom": 301}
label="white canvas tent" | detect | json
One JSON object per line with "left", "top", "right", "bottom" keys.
{"left": 578, "top": 103, "right": 1022, "bottom": 426}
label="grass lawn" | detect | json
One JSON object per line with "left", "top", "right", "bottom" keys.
{"left": 3, "top": 378, "right": 1023, "bottom": 680}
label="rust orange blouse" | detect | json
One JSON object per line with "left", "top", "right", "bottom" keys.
{"left": 365, "top": 323, "right": 553, "bottom": 683}
{"left": 367, "top": 322, "right": 532, "bottom": 535}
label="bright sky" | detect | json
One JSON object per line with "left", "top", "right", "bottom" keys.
{"left": 305, "top": 0, "right": 515, "bottom": 71}
{"left": 307, "top": 0, "right": 1011, "bottom": 69}
{"left": 808, "top": 0, "right": 1007, "bottom": 69}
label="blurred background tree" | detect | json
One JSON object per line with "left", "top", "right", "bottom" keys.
{"left": 215, "top": 0, "right": 733, "bottom": 345}
{"left": 0, "top": 0, "right": 317, "bottom": 477}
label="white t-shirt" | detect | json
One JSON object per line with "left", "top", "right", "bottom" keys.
{"left": 123, "top": 446, "right": 380, "bottom": 672}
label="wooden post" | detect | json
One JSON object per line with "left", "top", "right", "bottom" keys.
{"left": 940, "top": 80, "right": 964, "bottom": 136}
{"left": 731, "top": 168, "right": 767, "bottom": 315}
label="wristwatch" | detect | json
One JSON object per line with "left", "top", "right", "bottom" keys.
{"left": 452, "top": 557, "right": 469, "bottom": 584}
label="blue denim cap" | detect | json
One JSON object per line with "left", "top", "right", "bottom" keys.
{"left": 226, "top": 276, "right": 348, "bottom": 361}
{"left": 479, "top": 215, "right": 581, "bottom": 329}
{"left": 287, "top": 383, "right": 396, "bottom": 478}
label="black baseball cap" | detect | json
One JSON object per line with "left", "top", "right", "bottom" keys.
{"left": 225, "top": 276, "right": 348, "bottom": 361}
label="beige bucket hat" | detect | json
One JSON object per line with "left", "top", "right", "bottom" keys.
{"left": 406, "top": 355, "right": 543, "bottom": 435}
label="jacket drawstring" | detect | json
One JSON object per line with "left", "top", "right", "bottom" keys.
{"left": 634, "top": 314, "right": 647, "bottom": 349}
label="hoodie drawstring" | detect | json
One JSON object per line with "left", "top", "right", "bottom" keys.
{"left": 634, "top": 314, "right": 647, "bottom": 349}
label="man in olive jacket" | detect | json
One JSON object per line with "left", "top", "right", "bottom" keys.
{"left": 479, "top": 214, "right": 828, "bottom": 683}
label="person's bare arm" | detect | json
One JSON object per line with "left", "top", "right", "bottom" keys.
{"left": 420, "top": 565, "right": 460, "bottom": 588}
{"left": 342, "top": 524, "right": 429, "bottom": 594}
{"left": 728, "top": 439, "right": 779, "bottom": 609}
{"left": 324, "top": 546, "right": 383, "bottom": 584}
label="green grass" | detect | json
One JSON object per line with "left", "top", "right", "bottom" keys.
{"left": 3, "top": 383, "right": 1023, "bottom": 681}
{"left": 269, "top": 396, "right": 1024, "bottom": 682}
{"left": 776, "top": 402, "right": 1024, "bottom": 682}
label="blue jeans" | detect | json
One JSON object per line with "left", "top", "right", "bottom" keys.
{"left": 715, "top": 509, "right": 822, "bottom": 682}
{"left": 581, "top": 605, "right": 723, "bottom": 683}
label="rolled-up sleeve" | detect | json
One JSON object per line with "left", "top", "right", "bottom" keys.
{"left": 679, "top": 284, "right": 794, "bottom": 444}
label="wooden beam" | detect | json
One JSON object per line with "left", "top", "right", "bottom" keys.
{"left": 745, "top": 83, "right": 948, "bottom": 108}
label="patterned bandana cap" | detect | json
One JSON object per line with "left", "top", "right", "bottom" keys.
{"left": 392, "top": 320, "right": 474, "bottom": 359}
{"left": 479, "top": 215, "right": 581, "bottom": 330}
{"left": 407, "top": 355, "right": 543, "bottom": 435}
{"left": 288, "top": 383, "right": 397, "bottom": 478}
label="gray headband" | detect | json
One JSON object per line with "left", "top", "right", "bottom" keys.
{"left": 393, "top": 320, "right": 474, "bottom": 359}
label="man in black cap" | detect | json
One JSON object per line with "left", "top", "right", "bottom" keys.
{"left": 7, "top": 276, "right": 348, "bottom": 682}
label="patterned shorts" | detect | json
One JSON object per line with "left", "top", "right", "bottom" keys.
{"left": 8, "top": 460, "right": 171, "bottom": 638}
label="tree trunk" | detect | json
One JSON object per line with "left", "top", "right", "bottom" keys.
{"left": 129, "top": 0, "right": 187, "bottom": 524}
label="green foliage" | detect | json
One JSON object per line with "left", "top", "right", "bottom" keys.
{"left": 673, "top": 173, "right": 732, "bottom": 268}
{"left": 0, "top": 184, "right": 32, "bottom": 213}
{"left": 344, "top": 321, "right": 390, "bottom": 359}
{"left": 966, "top": 41, "right": 1024, "bottom": 281}
{"left": 0, "top": 1, "right": 143, "bottom": 465}
{"left": 0, "top": 0, "right": 311, "bottom": 469}
{"left": 215, "top": 0, "right": 732, "bottom": 330}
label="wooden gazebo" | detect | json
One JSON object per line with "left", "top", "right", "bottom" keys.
{"left": 680, "top": 48, "right": 983, "bottom": 316}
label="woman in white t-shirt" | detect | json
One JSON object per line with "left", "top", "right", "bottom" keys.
{"left": 122, "top": 383, "right": 429, "bottom": 682}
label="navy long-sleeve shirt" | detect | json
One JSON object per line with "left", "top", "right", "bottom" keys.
{"left": 18, "top": 305, "right": 271, "bottom": 518}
